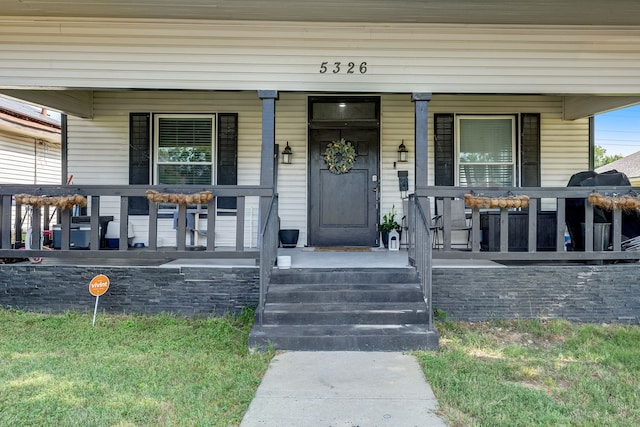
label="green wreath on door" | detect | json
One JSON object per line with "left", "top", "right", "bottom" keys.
{"left": 324, "top": 138, "right": 357, "bottom": 174}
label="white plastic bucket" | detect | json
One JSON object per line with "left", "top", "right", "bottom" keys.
{"left": 277, "top": 255, "right": 291, "bottom": 269}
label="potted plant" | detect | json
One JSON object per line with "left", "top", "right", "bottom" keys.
{"left": 378, "top": 205, "right": 401, "bottom": 248}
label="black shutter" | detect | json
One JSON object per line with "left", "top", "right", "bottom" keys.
{"left": 129, "top": 113, "right": 151, "bottom": 215}
{"left": 434, "top": 113, "right": 455, "bottom": 186}
{"left": 217, "top": 113, "right": 238, "bottom": 210}
{"left": 521, "top": 113, "right": 540, "bottom": 187}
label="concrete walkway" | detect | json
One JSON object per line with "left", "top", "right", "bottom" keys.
{"left": 241, "top": 352, "right": 448, "bottom": 427}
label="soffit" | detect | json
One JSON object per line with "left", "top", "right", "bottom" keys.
{"left": 0, "top": 0, "right": 639, "bottom": 25}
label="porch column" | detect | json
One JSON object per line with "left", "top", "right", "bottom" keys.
{"left": 412, "top": 92, "right": 432, "bottom": 190}
{"left": 258, "top": 90, "right": 278, "bottom": 228}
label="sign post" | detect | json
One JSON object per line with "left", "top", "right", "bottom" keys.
{"left": 89, "top": 274, "right": 110, "bottom": 326}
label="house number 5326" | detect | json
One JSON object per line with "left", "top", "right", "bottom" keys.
{"left": 319, "top": 61, "right": 368, "bottom": 74}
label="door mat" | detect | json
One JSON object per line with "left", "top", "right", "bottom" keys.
{"left": 313, "top": 247, "right": 372, "bottom": 252}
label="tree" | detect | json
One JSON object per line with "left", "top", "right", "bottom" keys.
{"left": 594, "top": 145, "right": 623, "bottom": 168}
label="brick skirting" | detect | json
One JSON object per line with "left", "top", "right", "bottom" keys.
{"left": 432, "top": 263, "right": 640, "bottom": 324}
{"left": 2, "top": 263, "right": 639, "bottom": 324}
{"left": 0, "top": 264, "right": 259, "bottom": 316}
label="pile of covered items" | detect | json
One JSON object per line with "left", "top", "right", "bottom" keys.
{"left": 566, "top": 170, "right": 640, "bottom": 251}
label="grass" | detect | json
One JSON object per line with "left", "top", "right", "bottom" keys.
{"left": 0, "top": 308, "right": 273, "bottom": 426}
{"left": 5, "top": 308, "right": 640, "bottom": 426}
{"left": 416, "top": 319, "right": 640, "bottom": 427}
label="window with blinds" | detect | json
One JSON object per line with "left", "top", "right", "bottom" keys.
{"left": 456, "top": 116, "right": 516, "bottom": 187}
{"left": 155, "top": 115, "right": 214, "bottom": 185}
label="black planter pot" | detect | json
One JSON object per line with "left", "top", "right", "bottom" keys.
{"left": 381, "top": 232, "right": 389, "bottom": 248}
{"left": 279, "top": 229, "right": 299, "bottom": 248}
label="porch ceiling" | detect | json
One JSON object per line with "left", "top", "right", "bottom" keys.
{"left": 1, "top": 0, "right": 639, "bottom": 26}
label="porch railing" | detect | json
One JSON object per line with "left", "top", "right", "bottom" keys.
{"left": 416, "top": 186, "right": 640, "bottom": 261}
{"left": 258, "top": 193, "right": 279, "bottom": 325}
{"left": 0, "top": 184, "right": 272, "bottom": 260}
{"left": 407, "top": 195, "right": 434, "bottom": 331}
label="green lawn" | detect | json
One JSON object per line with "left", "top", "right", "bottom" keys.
{"left": 0, "top": 308, "right": 272, "bottom": 426}
{"left": 417, "top": 319, "right": 640, "bottom": 427}
{"left": 4, "top": 309, "right": 640, "bottom": 427}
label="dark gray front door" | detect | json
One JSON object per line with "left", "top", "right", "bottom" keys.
{"left": 309, "top": 127, "right": 379, "bottom": 246}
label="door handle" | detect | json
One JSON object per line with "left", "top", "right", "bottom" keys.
{"left": 372, "top": 188, "right": 377, "bottom": 192}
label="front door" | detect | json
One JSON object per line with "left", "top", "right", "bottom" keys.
{"left": 308, "top": 98, "right": 380, "bottom": 247}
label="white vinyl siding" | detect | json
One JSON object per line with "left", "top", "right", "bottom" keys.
{"left": 0, "top": 129, "right": 61, "bottom": 235}
{"left": 275, "top": 93, "right": 309, "bottom": 246}
{"left": 67, "top": 91, "right": 261, "bottom": 247}
{"left": 379, "top": 94, "right": 415, "bottom": 225}
{"left": 278, "top": 93, "right": 589, "bottom": 240}
{"left": 429, "top": 95, "right": 590, "bottom": 187}
{"left": 378, "top": 94, "right": 589, "bottom": 221}
{"left": 0, "top": 133, "right": 60, "bottom": 185}
{"left": 1, "top": 19, "right": 639, "bottom": 95}
{"left": 67, "top": 91, "right": 589, "bottom": 247}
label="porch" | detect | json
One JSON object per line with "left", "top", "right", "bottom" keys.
{"left": 3, "top": 183, "right": 640, "bottom": 344}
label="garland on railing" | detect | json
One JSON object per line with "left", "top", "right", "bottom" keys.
{"left": 145, "top": 190, "right": 213, "bottom": 204}
{"left": 588, "top": 192, "right": 640, "bottom": 211}
{"left": 14, "top": 194, "right": 87, "bottom": 210}
{"left": 464, "top": 193, "right": 530, "bottom": 209}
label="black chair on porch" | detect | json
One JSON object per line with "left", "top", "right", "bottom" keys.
{"left": 433, "top": 198, "right": 471, "bottom": 249}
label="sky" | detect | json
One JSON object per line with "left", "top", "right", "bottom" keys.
{"left": 595, "top": 104, "right": 640, "bottom": 158}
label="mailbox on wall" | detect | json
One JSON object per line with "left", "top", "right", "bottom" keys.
{"left": 398, "top": 170, "right": 409, "bottom": 192}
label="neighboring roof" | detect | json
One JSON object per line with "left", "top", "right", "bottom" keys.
{"left": 0, "top": 0, "right": 639, "bottom": 25}
{"left": 0, "top": 96, "right": 61, "bottom": 142}
{"left": 596, "top": 151, "right": 640, "bottom": 179}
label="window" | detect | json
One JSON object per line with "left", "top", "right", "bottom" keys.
{"left": 154, "top": 115, "right": 215, "bottom": 185}
{"left": 434, "top": 113, "right": 540, "bottom": 188}
{"left": 456, "top": 116, "right": 516, "bottom": 187}
{"left": 129, "top": 112, "right": 238, "bottom": 215}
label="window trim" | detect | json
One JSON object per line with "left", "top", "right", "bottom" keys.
{"left": 454, "top": 114, "right": 517, "bottom": 187}
{"left": 152, "top": 113, "right": 217, "bottom": 185}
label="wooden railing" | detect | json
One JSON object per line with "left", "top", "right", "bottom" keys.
{"left": 0, "top": 184, "right": 273, "bottom": 260}
{"left": 415, "top": 186, "right": 640, "bottom": 261}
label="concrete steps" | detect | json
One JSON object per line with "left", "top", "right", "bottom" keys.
{"left": 263, "top": 302, "right": 429, "bottom": 325}
{"left": 248, "top": 268, "right": 439, "bottom": 351}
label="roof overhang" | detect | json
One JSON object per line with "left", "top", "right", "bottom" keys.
{"left": 0, "top": 90, "right": 94, "bottom": 119}
{"left": 4, "top": 89, "right": 639, "bottom": 121}
{"left": 563, "top": 96, "right": 640, "bottom": 120}
{"left": 1, "top": 0, "right": 639, "bottom": 26}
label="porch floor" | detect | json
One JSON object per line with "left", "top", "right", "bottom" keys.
{"left": 10, "top": 247, "right": 505, "bottom": 268}
{"left": 278, "top": 247, "right": 504, "bottom": 269}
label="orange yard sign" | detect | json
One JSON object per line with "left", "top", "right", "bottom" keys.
{"left": 90, "top": 274, "right": 110, "bottom": 327}
{"left": 89, "top": 274, "right": 110, "bottom": 297}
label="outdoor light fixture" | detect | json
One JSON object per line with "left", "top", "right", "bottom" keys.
{"left": 397, "top": 140, "right": 408, "bottom": 162}
{"left": 282, "top": 141, "right": 293, "bottom": 164}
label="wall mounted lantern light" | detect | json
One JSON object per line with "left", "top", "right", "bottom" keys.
{"left": 397, "top": 140, "right": 408, "bottom": 162}
{"left": 282, "top": 141, "right": 293, "bottom": 164}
